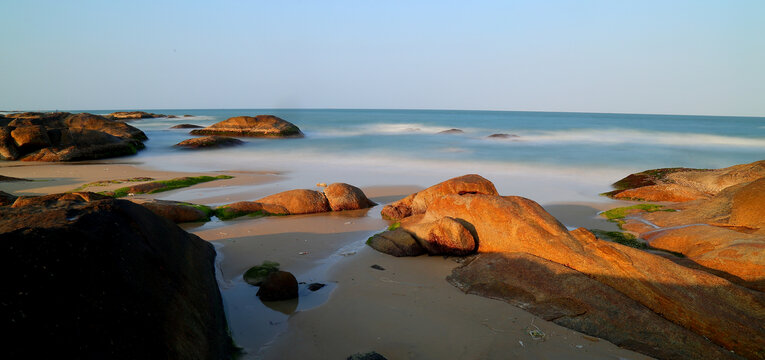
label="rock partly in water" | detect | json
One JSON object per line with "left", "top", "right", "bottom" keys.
{"left": 323, "top": 183, "right": 376, "bottom": 211}
{"left": 190, "top": 115, "right": 303, "bottom": 138}
{"left": 257, "top": 271, "right": 299, "bottom": 301}
{"left": 106, "top": 111, "right": 165, "bottom": 120}
{"left": 380, "top": 174, "right": 498, "bottom": 220}
{"left": 0, "top": 112, "right": 147, "bottom": 161}
{"left": 487, "top": 133, "right": 519, "bottom": 139}
{"left": 366, "top": 228, "right": 426, "bottom": 257}
{"left": 0, "top": 197, "right": 234, "bottom": 359}
{"left": 174, "top": 136, "right": 244, "bottom": 149}
{"left": 257, "top": 189, "right": 330, "bottom": 215}
{"left": 170, "top": 124, "right": 204, "bottom": 129}
{"left": 244, "top": 261, "right": 281, "bottom": 286}
{"left": 438, "top": 128, "right": 464, "bottom": 134}
{"left": 448, "top": 253, "right": 739, "bottom": 360}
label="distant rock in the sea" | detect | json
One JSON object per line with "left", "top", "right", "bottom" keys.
{"left": 170, "top": 123, "right": 204, "bottom": 129}
{"left": 438, "top": 128, "right": 464, "bottom": 134}
{"left": 0, "top": 112, "right": 147, "bottom": 161}
{"left": 183, "top": 114, "right": 194, "bottom": 117}
{"left": 174, "top": 136, "right": 243, "bottom": 149}
{"left": 1, "top": 194, "right": 235, "bottom": 359}
{"left": 190, "top": 115, "right": 303, "bottom": 137}
{"left": 487, "top": 133, "right": 519, "bottom": 139}
{"left": 106, "top": 111, "right": 166, "bottom": 120}
{"left": 166, "top": 115, "right": 178, "bottom": 118}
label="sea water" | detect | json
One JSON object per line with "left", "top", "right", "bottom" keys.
{"left": 92, "top": 109, "right": 765, "bottom": 203}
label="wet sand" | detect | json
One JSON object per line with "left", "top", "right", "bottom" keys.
{"left": 1, "top": 162, "right": 650, "bottom": 359}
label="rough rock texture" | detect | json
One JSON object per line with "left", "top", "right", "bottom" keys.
{"left": 448, "top": 253, "right": 739, "bottom": 360}
{"left": 170, "top": 123, "right": 204, "bottom": 129}
{"left": 0, "top": 198, "right": 234, "bottom": 360}
{"left": 0, "top": 112, "right": 146, "bottom": 161}
{"left": 190, "top": 115, "right": 303, "bottom": 137}
{"left": 106, "top": 111, "right": 165, "bottom": 120}
{"left": 642, "top": 225, "right": 765, "bottom": 291}
{"left": 256, "top": 271, "right": 299, "bottom": 301}
{"left": 174, "top": 136, "right": 243, "bottom": 149}
{"left": 420, "top": 193, "right": 765, "bottom": 358}
{"left": 400, "top": 216, "right": 476, "bottom": 255}
{"left": 380, "top": 174, "right": 498, "bottom": 220}
{"left": 613, "top": 183, "right": 709, "bottom": 202}
{"left": 729, "top": 178, "right": 765, "bottom": 230}
{"left": 323, "top": 183, "right": 376, "bottom": 211}
{"left": 11, "top": 192, "right": 111, "bottom": 208}
{"left": 127, "top": 199, "right": 210, "bottom": 223}
{"left": 366, "top": 229, "right": 425, "bottom": 257}
{"left": 257, "top": 189, "right": 330, "bottom": 215}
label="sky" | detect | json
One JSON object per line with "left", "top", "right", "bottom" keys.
{"left": 1, "top": 0, "right": 764, "bottom": 116}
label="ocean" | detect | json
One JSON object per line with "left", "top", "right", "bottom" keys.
{"left": 94, "top": 109, "right": 765, "bottom": 204}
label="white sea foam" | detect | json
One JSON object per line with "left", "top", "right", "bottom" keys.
{"left": 309, "top": 122, "right": 483, "bottom": 137}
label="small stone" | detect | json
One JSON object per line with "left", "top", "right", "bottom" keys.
{"left": 370, "top": 264, "right": 385, "bottom": 271}
{"left": 307, "top": 283, "right": 325, "bottom": 291}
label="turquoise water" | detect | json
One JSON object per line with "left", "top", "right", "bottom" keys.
{"left": 93, "top": 109, "right": 765, "bottom": 203}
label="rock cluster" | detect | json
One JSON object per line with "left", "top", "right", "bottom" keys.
{"left": 190, "top": 115, "right": 303, "bottom": 137}
{"left": 0, "top": 193, "right": 234, "bottom": 359}
{"left": 0, "top": 112, "right": 147, "bottom": 161}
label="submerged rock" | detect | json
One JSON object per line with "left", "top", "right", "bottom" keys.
{"left": 487, "top": 133, "right": 519, "bottom": 139}
{"left": 1, "top": 197, "right": 234, "bottom": 359}
{"left": 169, "top": 123, "right": 204, "bottom": 129}
{"left": 438, "top": 128, "right": 464, "bottom": 134}
{"left": 257, "top": 271, "right": 299, "bottom": 301}
{"left": 190, "top": 115, "right": 303, "bottom": 137}
{"left": 174, "top": 136, "right": 243, "bottom": 149}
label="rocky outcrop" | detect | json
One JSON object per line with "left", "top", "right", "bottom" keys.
{"left": 729, "top": 178, "right": 765, "bottom": 230}
{"left": 323, "top": 182, "right": 376, "bottom": 211}
{"left": 380, "top": 174, "right": 498, "bottom": 220}
{"left": 366, "top": 229, "right": 426, "bottom": 257}
{"left": 448, "top": 253, "right": 738, "bottom": 360}
{"left": 170, "top": 124, "right": 204, "bottom": 129}
{"left": 190, "top": 115, "right": 303, "bottom": 137}
{"left": 106, "top": 111, "right": 166, "bottom": 120}
{"left": 0, "top": 112, "right": 147, "bottom": 161}
{"left": 257, "top": 189, "right": 331, "bottom": 215}
{"left": 1, "top": 196, "right": 234, "bottom": 359}
{"left": 612, "top": 183, "right": 710, "bottom": 202}
{"left": 174, "top": 136, "right": 243, "bottom": 149}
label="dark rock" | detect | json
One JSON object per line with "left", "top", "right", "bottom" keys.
{"left": 366, "top": 229, "right": 425, "bottom": 257}
{"left": 0, "top": 198, "right": 234, "bottom": 359}
{"left": 183, "top": 114, "right": 193, "bottom": 117}
{"left": 257, "top": 271, "right": 299, "bottom": 301}
{"left": 438, "top": 128, "right": 464, "bottom": 134}
{"left": 244, "top": 261, "right": 280, "bottom": 286}
{"left": 0, "top": 175, "right": 31, "bottom": 182}
{"left": 174, "top": 136, "right": 244, "bottom": 149}
{"left": 0, "top": 190, "right": 17, "bottom": 206}
{"left": 167, "top": 115, "right": 178, "bottom": 118}
{"left": 370, "top": 264, "right": 385, "bottom": 271}
{"left": 307, "top": 283, "right": 325, "bottom": 291}
{"left": 487, "top": 133, "right": 519, "bottom": 139}
{"left": 170, "top": 123, "right": 204, "bottom": 129}
{"left": 347, "top": 351, "right": 388, "bottom": 360}
{"left": 190, "top": 115, "right": 303, "bottom": 137}
{"left": 127, "top": 199, "right": 211, "bottom": 223}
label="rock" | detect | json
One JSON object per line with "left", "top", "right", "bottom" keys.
{"left": 400, "top": 216, "right": 476, "bottom": 255}
{"left": 347, "top": 352, "right": 388, "bottom": 360}
{"left": 166, "top": 115, "right": 178, "bottom": 119}
{"left": 0, "top": 198, "right": 234, "bottom": 359}
{"left": 257, "top": 189, "right": 330, "bottom": 214}
{"left": 642, "top": 225, "right": 765, "bottom": 291}
{"left": 183, "top": 114, "right": 193, "bottom": 117}
{"left": 487, "top": 133, "right": 519, "bottom": 139}
{"left": 729, "top": 178, "right": 765, "bottom": 230}
{"left": 0, "top": 190, "right": 17, "bottom": 206}
{"left": 127, "top": 199, "right": 211, "bottom": 223}
{"left": 370, "top": 264, "right": 385, "bottom": 271}
{"left": 257, "top": 271, "right": 298, "bottom": 301}
{"left": 215, "top": 201, "right": 289, "bottom": 219}
{"left": 448, "top": 253, "right": 738, "bottom": 360}
{"left": 380, "top": 174, "right": 498, "bottom": 220}
{"left": 106, "top": 111, "right": 165, "bottom": 120}
{"left": 419, "top": 193, "right": 765, "bottom": 358}
{"left": 366, "top": 228, "right": 426, "bottom": 257}
{"left": 612, "top": 183, "right": 710, "bottom": 202}
{"left": 243, "top": 261, "right": 280, "bottom": 286}
{"left": 323, "top": 183, "right": 376, "bottom": 211}
{"left": 174, "top": 136, "right": 244, "bottom": 149}
{"left": 169, "top": 124, "right": 203, "bottom": 129}
{"left": 307, "top": 283, "right": 325, "bottom": 291}
{"left": 0, "top": 175, "right": 30, "bottom": 182}
{"left": 1, "top": 112, "right": 147, "bottom": 161}
{"left": 11, "top": 192, "right": 111, "bottom": 208}
{"left": 438, "top": 128, "right": 463, "bottom": 134}
{"left": 190, "top": 115, "right": 303, "bottom": 137}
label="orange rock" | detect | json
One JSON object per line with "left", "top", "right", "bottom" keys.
{"left": 127, "top": 199, "right": 210, "bottom": 223}
{"left": 667, "top": 160, "right": 765, "bottom": 194}
{"left": 190, "top": 115, "right": 302, "bottom": 137}
{"left": 257, "top": 189, "right": 330, "bottom": 215}
{"left": 380, "top": 174, "right": 498, "bottom": 220}
{"left": 10, "top": 125, "right": 51, "bottom": 150}
{"left": 613, "top": 183, "right": 709, "bottom": 202}
{"left": 323, "top": 183, "right": 375, "bottom": 211}
{"left": 401, "top": 216, "right": 476, "bottom": 255}
{"left": 730, "top": 178, "right": 765, "bottom": 230}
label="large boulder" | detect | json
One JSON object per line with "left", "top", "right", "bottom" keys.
{"left": 174, "top": 136, "right": 243, "bottom": 149}
{"left": 0, "top": 197, "right": 234, "bottom": 359}
{"left": 323, "top": 183, "right": 376, "bottom": 211}
{"left": 448, "top": 253, "right": 738, "bottom": 360}
{"left": 256, "top": 189, "right": 330, "bottom": 215}
{"left": 0, "top": 112, "right": 147, "bottom": 161}
{"left": 380, "top": 174, "right": 498, "bottom": 220}
{"left": 366, "top": 228, "right": 426, "bottom": 257}
{"left": 190, "top": 115, "right": 303, "bottom": 137}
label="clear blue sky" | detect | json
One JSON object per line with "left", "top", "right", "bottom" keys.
{"left": 1, "top": 1, "right": 764, "bottom": 116}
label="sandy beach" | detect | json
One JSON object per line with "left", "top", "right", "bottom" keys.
{"left": 1, "top": 161, "right": 647, "bottom": 359}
